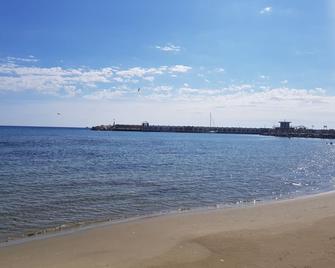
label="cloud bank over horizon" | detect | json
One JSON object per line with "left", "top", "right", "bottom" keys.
{"left": 0, "top": 56, "right": 334, "bottom": 128}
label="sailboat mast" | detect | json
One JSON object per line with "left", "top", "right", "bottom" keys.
{"left": 210, "top": 112, "right": 212, "bottom": 128}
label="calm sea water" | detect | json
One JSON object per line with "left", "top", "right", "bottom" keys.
{"left": 0, "top": 126, "right": 334, "bottom": 242}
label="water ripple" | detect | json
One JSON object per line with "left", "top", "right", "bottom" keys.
{"left": 0, "top": 126, "right": 334, "bottom": 242}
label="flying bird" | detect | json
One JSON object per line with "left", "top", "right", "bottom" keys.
{"left": 57, "top": 113, "right": 61, "bottom": 116}
{"left": 138, "top": 88, "right": 140, "bottom": 93}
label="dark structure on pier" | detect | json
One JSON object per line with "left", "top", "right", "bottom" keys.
{"left": 279, "top": 121, "right": 291, "bottom": 130}
{"left": 92, "top": 121, "right": 335, "bottom": 139}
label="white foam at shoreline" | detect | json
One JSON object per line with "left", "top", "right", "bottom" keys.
{"left": 2, "top": 189, "right": 335, "bottom": 248}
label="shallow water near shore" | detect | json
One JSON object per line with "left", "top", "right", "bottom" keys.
{"left": 0, "top": 126, "right": 335, "bottom": 242}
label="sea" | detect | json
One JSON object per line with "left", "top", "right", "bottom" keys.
{"left": 0, "top": 126, "right": 335, "bottom": 243}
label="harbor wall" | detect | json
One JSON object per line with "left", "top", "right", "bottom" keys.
{"left": 91, "top": 124, "right": 335, "bottom": 139}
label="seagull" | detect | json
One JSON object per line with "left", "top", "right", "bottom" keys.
{"left": 57, "top": 113, "right": 61, "bottom": 116}
{"left": 137, "top": 88, "right": 140, "bottom": 93}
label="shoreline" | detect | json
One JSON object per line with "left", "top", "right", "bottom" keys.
{"left": 2, "top": 189, "right": 333, "bottom": 248}
{"left": 2, "top": 189, "right": 335, "bottom": 248}
{"left": 3, "top": 190, "right": 335, "bottom": 267}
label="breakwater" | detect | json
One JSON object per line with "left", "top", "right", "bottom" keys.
{"left": 91, "top": 123, "right": 335, "bottom": 139}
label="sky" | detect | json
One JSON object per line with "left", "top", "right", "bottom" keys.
{"left": 0, "top": 0, "right": 335, "bottom": 128}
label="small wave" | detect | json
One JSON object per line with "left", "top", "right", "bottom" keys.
{"left": 292, "top": 182, "right": 302, "bottom": 187}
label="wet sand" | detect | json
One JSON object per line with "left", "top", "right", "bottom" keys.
{"left": 2, "top": 192, "right": 335, "bottom": 267}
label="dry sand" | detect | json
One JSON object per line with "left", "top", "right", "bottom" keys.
{"left": 2, "top": 192, "right": 335, "bottom": 267}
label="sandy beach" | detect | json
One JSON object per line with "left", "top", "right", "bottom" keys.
{"left": 2, "top": 192, "right": 335, "bottom": 268}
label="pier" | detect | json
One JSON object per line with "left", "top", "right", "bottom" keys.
{"left": 92, "top": 121, "right": 335, "bottom": 139}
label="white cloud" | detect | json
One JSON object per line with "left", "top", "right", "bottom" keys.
{"left": 1, "top": 56, "right": 334, "bottom": 128}
{"left": 215, "top": 68, "right": 225, "bottom": 73}
{"left": 226, "top": 84, "right": 253, "bottom": 92}
{"left": 259, "top": 75, "right": 269, "bottom": 80}
{"left": 0, "top": 59, "right": 191, "bottom": 96}
{"left": 260, "top": 6, "right": 272, "bottom": 15}
{"left": 168, "top": 65, "right": 192, "bottom": 73}
{"left": 113, "top": 77, "right": 124, "bottom": 83}
{"left": 144, "top": 84, "right": 330, "bottom": 110}
{"left": 0, "top": 64, "right": 112, "bottom": 95}
{"left": 5, "top": 56, "right": 39, "bottom": 63}
{"left": 179, "top": 87, "right": 221, "bottom": 96}
{"left": 153, "top": 85, "right": 173, "bottom": 93}
{"left": 83, "top": 89, "right": 125, "bottom": 100}
{"left": 185, "top": 86, "right": 329, "bottom": 106}
{"left": 248, "top": 87, "right": 327, "bottom": 104}
{"left": 116, "top": 67, "right": 154, "bottom": 78}
{"left": 155, "top": 44, "right": 181, "bottom": 52}
{"left": 115, "top": 65, "right": 191, "bottom": 79}
{"left": 143, "top": 76, "right": 155, "bottom": 82}
{"left": 1, "top": 84, "right": 334, "bottom": 128}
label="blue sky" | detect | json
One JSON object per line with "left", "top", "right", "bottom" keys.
{"left": 0, "top": 0, "right": 335, "bottom": 127}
